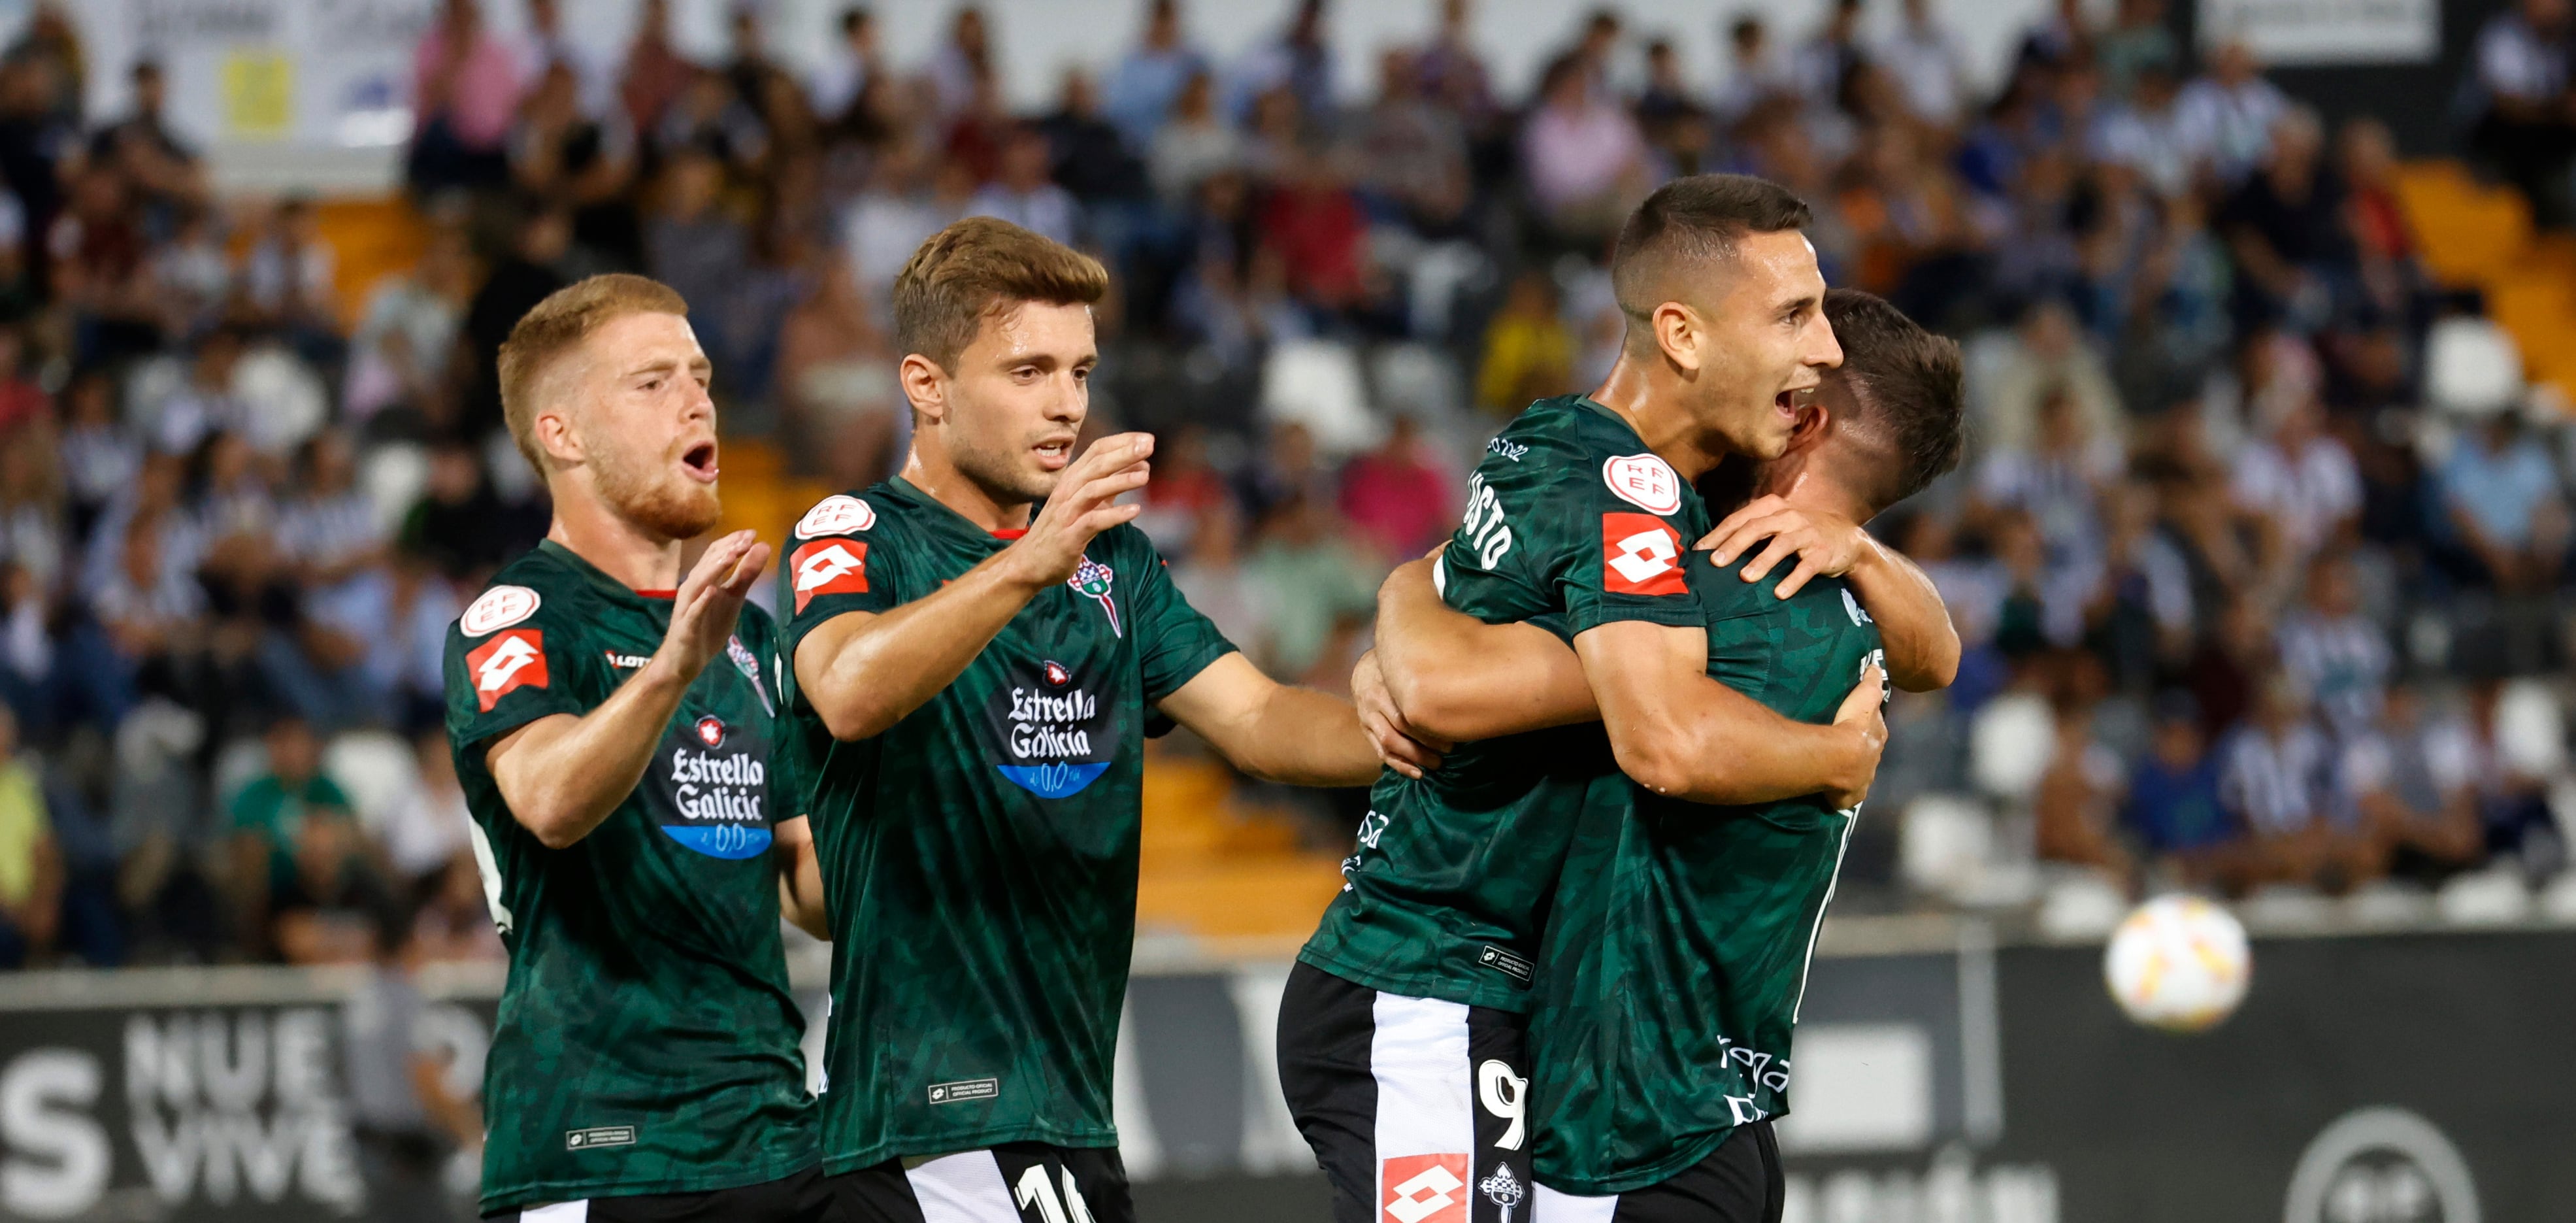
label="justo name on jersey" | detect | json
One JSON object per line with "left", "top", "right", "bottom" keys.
{"left": 982, "top": 660, "right": 1121, "bottom": 799}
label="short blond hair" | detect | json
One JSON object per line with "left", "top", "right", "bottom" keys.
{"left": 497, "top": 273, "right": 689, "bottom": 475}
{"left": 892, "top": 216, "right": 1109, "bottom": 372}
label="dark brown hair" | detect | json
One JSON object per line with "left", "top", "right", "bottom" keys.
{"left": 893, "top": 216, "right": 1110, "bottom": 372}
{"left": 1824, "top": 287, "right": 1965, "bottom": 508}
{"left": 1610, "top": 174, "right": 1813, "bottom": 323}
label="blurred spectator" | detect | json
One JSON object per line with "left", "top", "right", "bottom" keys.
{"left": 644, "top": 152, "right": 752, "bottom": 367}
{"left": 1793, "top": 0, "right": 1868, "bottom": 107}
{"left": 810, "top": 7, "right": 883, "bottom": 126}
{"left": 510, "top": 61, "right": 642, "bottom": 267}
{"left": 2217, "top": 108, "right": 2349, "bottom": 333}
{"left": 270, "top": 803, "right": 398, "bottom": 966}
{"left": 458, "top": 207, "right": 570, "bottom": 436}
{"left": 227, "top": 717, "right": 354, "bottom": 950}
{"left": 1106, "top": 0, "right": 1209, "bottom": 149}
{"left": 2432, "top": 409, "right": 2568, "bottom": 594}
{"left": 1257, "top": 145, "right": 1369, "bottom": 311}
{"left": 1245, "top": 492, "right": 1378, "bottom": 689}
{"left": 2094, "top": 0, "right": 2177, "bottom": 101}
{"left": 928, "top": 7, "right": 996, "bottom": 122}
{"left": 1475, "top": 269, "right": 1574, "bottom": 414}
{"left": 87, "top": 60, "right": 203, "bottom": 220}
{"left": 1879, "top": 0, "right": 1972, "bottom": 130}
{"left": 2275, "top": 554, "right": 2388, "bottom": 740}
{"left": 2460, "top": 679, "right": 2563, "bottom": 871}
{"left": 1234, "top": 0, "right": 1336, "bottom": 124}
{"left": 2229, "top": 395, "right": 2358, "bottom": 571}
{"left": 1356, "top": 50, "right": 1470, "bottom": 233}
{"left": 1338, "top": 416, "right": 1456, "bottom": 562}
{"left": 0, "top": 705, "right": 59, "bottom": 967}
{"left": 408, "top": 0, "right": 523, "bottom": 194}
{"left": 2093, "top": 62, "right": 2192, "bottom": 200}
{"left": 618, "top": 0, "right": 695, "bottom": 137}
{"left": 1168, "top": 499, "right": 1273, "bottom": 666}
{"left": 0, "top": 424, "right": 63, "bottom": 591}
{"left": 1040, "top": 71, "right": 1148, "bottom": 206}
{"left": 1713, "top": 16, "right": 1792, "bottom": 126}
{"left": 373, "top": 729, "right": 469, "bottom": 897}
{"left": 657, "top": 67, "right": 770, "bottom": 176}
{"left": 516, "top": 0, "right": 610, "bottom": 121}
{"left": 777, "top": 253, "right": 902, "bottom": 489}
{"left": 968, "top": 125, "right": 1081, "bottom": 246}
{"left": 2033, "top": 699, "right": 2132, "bottom": 877}
{"left": 1151, "top": 73, "right": 1242, "bottom": 206}
{"left": 1974, "top": 299, "right": 2124, "bottom": 456}
{"left": 399, "top": 437, "right": 531, "bottom": 583}
{"left": 1522, "top": 54, "right": 1649, "bottom": 246}
{"left": 1975, "top": 384, "right": 2123, "bottom": 569}
{"left": 2124, "top": 690, "right": 2235, "bottom": 884}
{"left": 409, "top": 850, "right": 504, "bottom": 964}
{"left": 2339, "top": 681, "right": 2485, "bottom": 884}
{"left": 1414, "top": 0, "right": 1497, "bottom": 128}
{"left": 347, "top": 225, "right": 472, "bottom": 423}
{"left": 2175, "top": 40, "right": 2288, "bottom": 186}
{"left": 2218, "top": 673, "right": 2377, "bottom": 890}
{"left": 2019, "top": 0, "right": 2093, "bottom": 70}
{"left": 244, "top": 197, "right": 343, "bottom": 352}
{"left": 2467, "top": 0, "right": 2576, "bottom": 228}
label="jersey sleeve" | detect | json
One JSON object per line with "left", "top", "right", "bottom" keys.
{"left": 1544, "top": 454, "right": 1708, "bottom": 637}
{"left": 779, "top": 493, "right": 900, "bottom": 655}
{"left": 1127, "top": 533, "right": 1240, "bottom": 705}
{"left": 444, "top": 586, "right": 591, "bottom": 754}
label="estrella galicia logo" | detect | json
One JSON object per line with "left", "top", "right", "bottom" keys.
{"left": 983, "top": 660, "right": 1123, "bottom": 798}
{"left": 643, "top": 716, "right": 771, "bottom": 858}
{"left": 1068, "top": 555, "right": 1121, "bottom": 637}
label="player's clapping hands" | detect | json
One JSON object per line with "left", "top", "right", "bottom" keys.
{"left": 656, "top": 529, "right": 770, "bottom": 682}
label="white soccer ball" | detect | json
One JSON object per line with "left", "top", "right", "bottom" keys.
{"left": 2103, "top": 894, "right": 2251, "bottom": 1032}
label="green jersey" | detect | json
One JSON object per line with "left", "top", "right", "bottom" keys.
{"left": 1529, "top": 554, "right": 1885, "bottom": 1196}
{"left": 776, "top": 480, "right": 1236, "bottom": 1173}
{"left": 1300, "top": 395, "right": 1711, "bottom": 1013}
{"left": 442, "top": 541, "right": 816, "bottom": 1215}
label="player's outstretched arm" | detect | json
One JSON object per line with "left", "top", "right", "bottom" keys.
{"left": 1372, "top": 557, "right": 1597, "bottom": 742}
{"left": 1576, "top": 620, "right": 1887, "bottom": 807}
{"left": 773, "top": 815, "right": 829, "bottom": 940}
{"left": 1157, "top": 653, "right": 1385, "bottom": 787}
{"left": 795, "top": 434, "right": 1152, "bottom": 741}
{"left": 1700, "top": 495, "right": 1960, "bottom": 691}
{"left": 486, "top": 531, "right": 769, "bottom": 849}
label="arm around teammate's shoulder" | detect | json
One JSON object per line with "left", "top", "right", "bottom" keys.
{"left": 1372, "top": 556, "right": 1596, "bottom": 743}
{"left": 1158, "top": 653, "right": 1385, "bottom": 786}
{"left": 1700, "top": 496, "right": 1958, "bottom": 692}
{"left": 1574, "top": 620, "right": 1886, "bottom": 807}
{"left": 487, "top": 531, "right": 769, "bottom": 849}
{"left": 793, "top": 436, "right": 1154, "bottom": 742}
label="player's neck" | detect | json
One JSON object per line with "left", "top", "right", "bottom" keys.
{"left": 899, "top": 445, "right": 1033, "bottom": 534}
{"left": 1589, "top": 354, "right": 1729, "bottom": 481}
{"left": 545, "top": 480, "right": 685, "bottom": 592}
{"left": 1760, "top": 466, "right": 1872, "bottom": 526}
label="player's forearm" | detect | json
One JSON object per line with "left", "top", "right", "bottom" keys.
{"left": 798, "top": 554, "right": 1048, "bottom": 741}
{"left": 490, "top": 662, "right": 689, "bottom": 849}
{"left": 1615, "top": 680, "right": 1874, "bottom": 805}
{"left": 1221, "top": 684, "right": 1385, "bottom": 786}
{"left": 1374, "top": 560, "right": 1596, "bottom": 741}
{"left": 774, "top": 816, "right": 830, "bottom": 939}
{"left": 1847, "top": 537, "right": 1960, "bottom": 692}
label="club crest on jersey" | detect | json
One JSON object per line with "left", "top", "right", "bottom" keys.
{"left": 727, "top": 634, "right": 773, "bottom": 715}
{"left": 1043, "top": 660, "right": 1072, "bottom": 687}
{"left": 460, "top": 585, "right": 540, "bottom": 636}
{"left": 465, "top": 629, "right": 548, "bottom": 711}
{"left": 795, "top": 494, "right": 876, "bottom": 538}
{"left": 1479, "top": 1164, "right": 1525, "bottom": 1223}
{"left": 696, "top": 716, "right": 725, "bottom": 747}
{"left": 1068, "top": 555, "right": 1121, "bottom": 637}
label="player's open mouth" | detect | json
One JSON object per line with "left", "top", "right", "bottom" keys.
{"left": 680, "top": 441, "right": 719, "bottom": 482}
{"left": 1775, "top": 390, "right": 1800, "bottom": 418}
{"left": 1033, "top": 438, "right": 1074, "bottom": 471}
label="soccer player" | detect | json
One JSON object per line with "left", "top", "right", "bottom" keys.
{"left": 1278, "top": 178, "right": 1957, "bottom": 1223}
{"left": 777, "top": 217, "right": 1386, "bottom": 1221}
{"left": 442, "top": 275, "right": 828, "bottom": 1222}
{"left": 1367, "top": 288, "right": 1965, "bottom": 1220}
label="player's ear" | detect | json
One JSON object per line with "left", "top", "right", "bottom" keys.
{"left": 899, "top": 352, "right": 948, "bottom": 426}
{"left": 1652, "top": 301, "right": 1704, "bottom": 375}
{"left": 533, "top": 406, "right": 584, "bottom": 469}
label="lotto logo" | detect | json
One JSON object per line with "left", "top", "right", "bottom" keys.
{"left": 1381, "top": 1154, "right": 1468, "bottom": 1223}
{"left": 466, "top": 629, "right": 548, "bottom": 712}
{"left": 1602, "top": 514, "right": 1685, "bottom": 595}
{"left": 791, "top": 539, "right": 869, "bottom": 612}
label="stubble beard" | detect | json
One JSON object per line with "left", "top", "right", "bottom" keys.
{"left": 947, "top": 424, "right": 1059, "bottom": 510}
{"left": 591, "top": 437, "right": 721, "bottom": 541}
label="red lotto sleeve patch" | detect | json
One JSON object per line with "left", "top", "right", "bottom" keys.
{"left": 1379, "top": 1153, "right": 1469, "bottom": 1223}
{"left": 1600, "top": 513, "right": 1687, "bottom": 595}
{"left": 790, "top": 539, "right": 870, "bottom": 612}
{"left": 465, "top": 628, "right": 549, "bottom": 712}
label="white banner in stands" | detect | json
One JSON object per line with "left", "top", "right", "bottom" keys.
{"left": 2198, "top": 0, "right": 2439, "bottom": 64}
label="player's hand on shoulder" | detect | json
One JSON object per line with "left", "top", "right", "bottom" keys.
{"left": 655, "top": 529, "right": 770, "bottom": 683}
{"left": 1353, "top": 650, "right": 1447, "bottom": 779}
{"left": 1700, "top": 494, "right": 1866, "bottom": 598}
{"left": 1002, "top": 432, "right": 1153, "bottom": 588}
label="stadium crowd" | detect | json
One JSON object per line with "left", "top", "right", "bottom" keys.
{"left": 0, "top": 0, "right": 2569, "bottom": 970}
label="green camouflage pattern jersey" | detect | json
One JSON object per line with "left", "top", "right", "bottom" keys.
{"left": 442, "top": 541, "right": 816, "bottom": 1215}
{"left": 1300, "top": 395, "right": 1711, "bottom": 1013}
{"left": 776, "top": 479, "right": 1236, "bottom": 1173}
{"left": 1528, "top": 552, "right": 1885, "bottom": 1196}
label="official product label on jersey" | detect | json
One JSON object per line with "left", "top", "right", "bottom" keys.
{"left": 1601, "top": 514, "right": 1686, "bottom": 595}
{"left": 980, "top": 659, "right": 1121, "bottom": 798}
{"left": 1381, "top": 1154, "right": 1468, "bottom": 1223}
{"left": 640, "top": 716, "right": 772, "bottom": 858}
{"left": 927, "top": 1077, "right": 999, "bottom": 1105}
{"left": 790, "top": 539, "right": 869, "bottom": 612}
{"left": 565, "top": 1126, "right": 636, "bottom": 1150}
{"left": 466, "top": 628, "right": 548, "bottom": 711}
{"left": 1477, "top": 945, "right": 1534, "bottom": 984}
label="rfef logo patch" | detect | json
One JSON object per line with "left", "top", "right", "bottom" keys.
{"left": 1381, "top": 1154, "right": 1468, "bottom": 1223}
{"left": 466, "top": 629, "right": 548, "bottom": 712}
{"left": 791, "top": 539, "right": 869, "bottom": 612}
{"left": 1601, "top": 453, "right": 1684, "bottom": 514}
{"left": 460, "top": 585, "right": 540, "bottom": 636}
{"left": 795, "top": 494, "right": 876, "bottom": 538}
{"left": 1601, "top": 514, "right": 1685, "bottom": 595}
